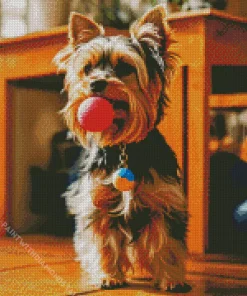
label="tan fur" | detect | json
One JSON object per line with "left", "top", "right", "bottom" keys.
{"left": 69, "top": 12, "right": 104, "bottom": 46}
{"left": 130, "top": 5, "right": 175, "bottom": 54}
{"left": 53, "top": 5, "right": 178, "bottom": 148}
{"left": 84, "top": 170, "right": 187, "bottom": 286}
{"left": 55, "top": 5, "right": 188, "bottom": 291}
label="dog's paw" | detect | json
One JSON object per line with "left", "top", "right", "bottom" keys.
{"left": 165, "top": 282, "right": 192, "bottom": 293}
{"left": 154, "top": 280, "right": 192, "bottom": 293}
{"left": 101, "top": 278, "right": 128, "bottom": 290}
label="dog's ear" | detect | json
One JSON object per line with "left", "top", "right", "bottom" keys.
{"left": 130, "top": 5, "right": 173, "bottom": 55}
{"left": 69, "top": 12, "right": 104, "bottom": 46}
{"left": 53, "top": 13, "right": 104, "bottom": 72}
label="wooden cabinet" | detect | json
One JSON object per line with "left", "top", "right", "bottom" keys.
{"left": 0, "top": 9, "right": 247, "bottom": 256}
{"left": 166, "top": 9, "right": 247, "bottom": 255}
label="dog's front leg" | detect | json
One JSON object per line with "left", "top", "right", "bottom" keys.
{"left": 75, "top": 217, "right": 127, "bottom": 288}
{"left": 94, "top": 225, "right": 129, "bottom": 289}
{"left": 151, "top": 238, "right": 187, "bottom": 292}
{"left": 135, "top": 215, "right": 190, "bottom": 293}
{"left": 74, "top": 218, "right": 125, "bottom": 289}
{"left": 74, "top": 218, "right": 107, "bottom": 288}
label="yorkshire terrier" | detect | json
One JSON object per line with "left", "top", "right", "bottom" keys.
{"left": 54, "top": 5, "right": 190, "bottom": 293}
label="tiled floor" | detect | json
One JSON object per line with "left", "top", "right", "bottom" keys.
{"left": 0, "top": 235, "right": 247, "bottom": 296}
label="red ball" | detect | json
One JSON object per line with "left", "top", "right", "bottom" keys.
{"left": 77, "top": 97, "right": 114, "bottom": 132}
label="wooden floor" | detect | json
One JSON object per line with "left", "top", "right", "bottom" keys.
{"left": 0, "top": 235, "right": 247, "bottom": 296}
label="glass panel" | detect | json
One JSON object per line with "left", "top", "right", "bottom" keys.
{"left": 1, "top": 0, "right": 27, "bottom": 17}
{"left": 209, "top": 108, "right": 247, "bottom": 255}
{"left": 212, "top": 66, "right": 247, "bottom": 94}
{"left": 210, "top": 109, "right": 247, "bottom": 161}
{"left": 0, "top": 0, "right": 28, "bottom": 37}
{"left": 1, "top": 17, "right": 27, "bottom": 38}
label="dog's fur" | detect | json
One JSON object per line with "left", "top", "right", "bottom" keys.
{"left": 54, "top": 5, "right": 189, "bottom": 292}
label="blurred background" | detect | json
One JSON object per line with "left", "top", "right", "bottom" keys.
{"left": 1, "top": 2, "right": 247, "bottom": 295}
{"left": 1, "top": 0, "right": 247, "bottom": 257}
{"left": 0, "top": 0, "right": 246, "bottom": 38}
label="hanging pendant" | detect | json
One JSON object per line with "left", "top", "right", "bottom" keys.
{"left": 113, "top": 167, "right": 135, "bottom": 191}
{"left": 112, "top": 143, "right": 135, "bottom": 192}
{"left": 110, "top": 144, "right": 135, "bottom": 218}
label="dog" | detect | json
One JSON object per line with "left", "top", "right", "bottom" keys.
{"left": 54, "top": 5, "right": 190, "bottom": 293}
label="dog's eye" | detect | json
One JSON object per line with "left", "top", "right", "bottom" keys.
{"left": 84, "top": 63, "right": 92, "bottom": 75}
{"left": 115, "top": 60, "right": 135, "bottom": 77}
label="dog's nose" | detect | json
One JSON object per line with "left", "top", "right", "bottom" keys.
{"left": 90, "top": 80, "right": 108, "bottom": 93}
